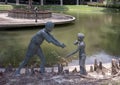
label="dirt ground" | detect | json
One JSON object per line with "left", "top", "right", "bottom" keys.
{"left": 0, "top": 71, "right": 120, "bottom": 85}
{"left": 0, "top": 61, "right": 120, "bottom": 85}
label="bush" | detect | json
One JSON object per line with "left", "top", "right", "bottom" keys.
{"left": 12, "top": 4, "right": 27, "bottom": 10}
{"left": 33, "top": 5, "right": 69, "bottom": 12}
{"left": 87, "top": 2, "right": 120, "bottom": 9}
{"left": 87, "top": 2, "right": 106, "bottom": 7}
{"left": 0, "top": 5, "right": 13, "bottom": 11}
{"left": 0, "top": 45, "right": 26, "bottom": 67}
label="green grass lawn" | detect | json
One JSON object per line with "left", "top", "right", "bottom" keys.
{"left": 65, "top": 5, "right": 106, "bottom": 13}
{"left": 0, "top": 4, "right": 107, "bottom": 13}
{"left": 0, "top": 4, "right": 118, "bottom": 13}
{"left": 0, "top": 5, "right": 13, "bottom": 10}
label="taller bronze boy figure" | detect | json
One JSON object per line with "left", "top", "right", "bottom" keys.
{"left": 15, "top": 22, "right": 66, "bottom": 75}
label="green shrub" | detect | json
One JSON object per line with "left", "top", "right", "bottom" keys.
{"left": 12, "top": 4, "right": 27, "bottom": 10}
{"left": 32, "top": 5, "right": 69, "bottom": 12}
{"left": 0, "top": 45, "right": 26, "bottom": 67}
{"left": 87, "top": 2, "right": 106, "bottom": 7}
{"left": 0, "top": 5, "right": 13, "bottom": 10}
{"left": 87, "top": 2, "right": 120, "bottom": 9}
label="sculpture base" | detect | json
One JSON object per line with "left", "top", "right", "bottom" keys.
{"left": 8, "top": 9, "right": 52, "bottom": 19}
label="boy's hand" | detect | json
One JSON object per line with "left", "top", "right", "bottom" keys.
{"left": 61, "top": 43, "right": 66, "bottom": 48}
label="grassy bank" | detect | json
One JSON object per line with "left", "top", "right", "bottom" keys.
{"left": 64, "top": 5, "right": 120, "bottom": 13}
{"left": 0, "top": 5, "right": 13, "bottom": 10}
{"left": 0, "top": 4, "right": 112, "bottom": 13}
{"left": 65, "top": 5, "right": 106, "bottom": 13}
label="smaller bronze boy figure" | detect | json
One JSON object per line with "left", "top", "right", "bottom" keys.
{"left": 66, "top": 33, "right": 87, "bottom": 75}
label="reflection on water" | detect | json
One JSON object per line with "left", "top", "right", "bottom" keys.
{"left": 68, "top": 51, "right": 116, "bottom": 66}
{"left": 0, "top": 12, "right": 120, "bottom": 66}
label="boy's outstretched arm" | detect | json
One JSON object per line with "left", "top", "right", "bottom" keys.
{"left": 48, "top": 33, "right": 60, "bottom": 43}
{"left": 43, "top": 32, "right": 65, "bottom": 48}
{"left": 48, "top": 33, "right": 66, "bottom": 47}
{"left": 66, "top": 48, "right": 79, "bottom": 58}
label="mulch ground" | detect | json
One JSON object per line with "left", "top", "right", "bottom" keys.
{"left": 0, "top": 72, "right": 120, "bottom": 85}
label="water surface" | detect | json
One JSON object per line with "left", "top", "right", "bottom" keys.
{"left": 0, "top": 11, "right": 120, "bottom": 66}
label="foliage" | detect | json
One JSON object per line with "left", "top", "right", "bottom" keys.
{"left": 0, "top": 4, "right": 69, "bottom": 12}
{"left": 64, "top": 5, "right": 106, "bottom": 13}
{"left": 0, "top": 5, "right": 13, "bottom": 10}
{"left": 87, "top": 2, "right": 120, "bottom": 13}
{"left": 87, "top": 2, "right": 120, "bottom": 9}
{"left": 87, "top": 2, "right": 106, "bottom": 7}
{"left": 0, "top": 4, "right": 119, "bottom": 13}
{"left": 0, "top": 40, "right": 68, "bottom": 67}
{"left": 42, "top": 43, "right": 68, "bottom": 67}
{"left": 12, "top": 4, "right": 27, "bottom": 10}
{"left": 0, "top": 44, "right": 26, "bottom": 67}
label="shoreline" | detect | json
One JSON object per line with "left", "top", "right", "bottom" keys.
{"left": 1, "top": 62, "right": 120, "bottom": 85}
{"left": 0, "top": 13, "right": 75, "bottom": 29}
{"left": 0, "top": 62, "right": 111, "bottom": 73}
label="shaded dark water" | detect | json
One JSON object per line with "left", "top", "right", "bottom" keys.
{"left": 0, "top": 12, "right": 120, "bottom": 66}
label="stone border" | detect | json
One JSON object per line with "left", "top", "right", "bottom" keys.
{"left": 8, "top": 10, "right": 52, "bottom": 19}
{"left": 0, "top": 13, "right": 75, "bottom": 29}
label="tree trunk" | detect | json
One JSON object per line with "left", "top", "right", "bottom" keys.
{"left": 29, "top": 0, "right": 32, "bottom": 9}
{"left": 94, "top": 59, "right": 98, "bottom": 71}
{"left": 40, "top": 0, "right": 44, "bottom": 6}
{"left": 16, "top": 0, "right": 19, "bottom": 5}
{"left": 60, "top": 0, "right": 63, "bottom": 6}
{"left": 76, "top": 0, "right": 79, "bottom": 5}
{"left": 99, "top": 61, "right": 102, "bottom": 70}
{"left": 111, "top": 59, "right": 119, "bottom": 75}
{"left": 80, "top": 0, "right": 84, "bottom": 4}
{"left": 118, "top": 58, "right": 120, "bottom": 69}
{"left": 58, "top": 64, "right": 63, "bottom": 74}
{"left": 113, "top": 0, "right": 117, "bottom": 5}
{"left": 5, "top": 0, "right": 8, "bottom": 4}
{"left": 90, "top": 66, "right": 94, "bottom": 72}
{"left": 90, "top": 0, "right": 92, "bottom": 3}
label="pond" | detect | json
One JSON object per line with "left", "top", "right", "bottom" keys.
{"left": 0, "top": 11, "right": 120, "bottom": 66}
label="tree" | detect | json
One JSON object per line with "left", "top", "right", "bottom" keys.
{"left": 16, "top": 0, "right": 19, "bottom": 5}
{"left": 29, "top": 0, "right": 32, "bottom": 9}
{"left": 5, "top": 0, "right": 8, "bottom": 4}
{"left": 112, "top": 0, "right": 117, "bottom": 5}
{"left": 40, "top": 0, "right": 44, "bottom": 5}
{"left": 76, "top": 0, "right": 79, "bottom": 5}
{"left": 60, "top": 0, "right": 63, "bottom": 6}
{"left": 80, "top": 0, "right": 84, "bottom": 4}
